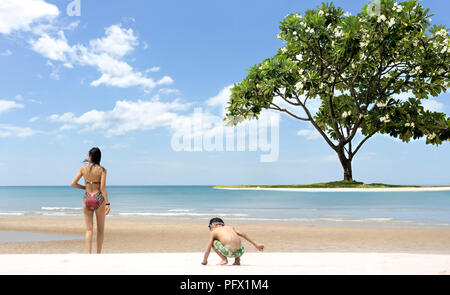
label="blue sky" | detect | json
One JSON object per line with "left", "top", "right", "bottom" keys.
{"left": 0, "top": 0, "right": 449, "bottom": 185}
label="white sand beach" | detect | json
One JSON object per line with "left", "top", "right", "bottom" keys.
{"left": 0, "top": 252, "right": 449, "bottom": 275}
{"left": 1, "top": 218, "right": 449, "bottom": 275}
{"left": 216, "top": 186, "right": 450, "bottom": 192}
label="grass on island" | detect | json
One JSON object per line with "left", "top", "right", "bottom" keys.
{"left": 213, "top": 181, "right": 423, "bottom": 189}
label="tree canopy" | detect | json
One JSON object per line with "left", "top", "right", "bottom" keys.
{"left": 226, "top": 0, "right": 450, "bottom": 180}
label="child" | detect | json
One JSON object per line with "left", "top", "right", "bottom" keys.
{"left": 201, "top": 217, "right": 264, "bottom": 266}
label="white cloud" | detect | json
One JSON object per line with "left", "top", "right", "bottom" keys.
{"left": 28, "top": 24, "right": 173, "bottom": 90}
{"left": 111, "top": 143, "right": 129, "bottom": 149}
{"left": 50, "top": 67, "right": 60, "bottom": 80}
{"left": 47, "top": 85, "right": 280, "bottom": 164}
{"left": 12, "top": 94, "right": 42, "bottom": 104}
{"left": 354, "top": 152, "right": 376, "bottom": 161}
{"left": 49, "top": 99, "right": 191, "bottom": 137}
{"left": 152, "top": 88, "right": 181, "bottom": 102}
{"left": 91, "top": 72, "right": 153, "bottom": 88}
{"left": 293, "top": 154, "right": 338, "bottom": 164}
{"left": 393, "top": 92, "right": 412, "bottom": 101}
{"left": 59, "top": 124, "right": 76, "bottom": 131}
{"left": 157, "top": 76, "right": 174, "bottom": 85}
{"left": 0, "top": 100, "right": 24, "bottom": 114}
{"left": 0, "top": 0, "right": 59, "bottom": 34}
{"left": 89, "top": 25, "right": 138, "bottom": 58}
{"left": 206, "top": 85, "right": 232, "bottom": 108}
{"left": 63, "top": 63, "right": 73, "bottom": 69}
{"left": 48, "top": 85, "right": 276, "bottom": 139}
{"left": 272, "top": 93, "right": 320, "bottom": 118}
{"left": 65, "top": 21, "right": 79, "bottom": 31}
{"left": 422, "top": 99, "right": 445, "bottom": 112}
{"left": 297, "top": 128, "right": 322, "bottom": 140}
{"left": 146, "top": 66, "right": 160, "bottom": 73}
{"left": 0, "top": 49, "right": 12, "bottom": 56}
{"left": 316, "top": 154, "right": 339, "bottom": 163}
{"left": 2, "top": 3, "right": 170, "bottom": 91}
{"left": 29, "top": 116, "right": 40, "bottom": 122}
{"left": 298, "top": 152, "right": 375, "bottom": 164}
{"left": 0, "top": 124, "right": 39, "bottom": 138}
{"left": 158, "top": 88, "right": 180, "bottom": 95}
{"left": 393, "top": 92, "right": 445, "bottom": 112}
{"left": 205, "top": 85, "right": 233, "bottom": 118}
{"left": 30, "top": 31, "right": 72, "bottom": 61}
{"left": 377, "top": 90, "right": 448, "bottom": 116}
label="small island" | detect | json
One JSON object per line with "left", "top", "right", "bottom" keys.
{"left": 214, "top": 181, "right": 450, "bottom": 191}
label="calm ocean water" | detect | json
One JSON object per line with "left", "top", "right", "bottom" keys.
{"left": 0, "top": 186, "right": 449, "bottom": 228}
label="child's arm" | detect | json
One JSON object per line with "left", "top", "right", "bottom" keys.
{"left": 201, "top": 233, "right": 215, "bottom": 265}
{"left": 234, "top": 227, "right": 264, "bottom": 251}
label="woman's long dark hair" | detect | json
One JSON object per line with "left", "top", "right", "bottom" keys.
{"left": 83, "top": 147, "right": 103, "bottom": 171}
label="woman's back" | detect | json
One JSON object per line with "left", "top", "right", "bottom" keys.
{"left": 82, "top": 163, "right": 105, "bottom": 194}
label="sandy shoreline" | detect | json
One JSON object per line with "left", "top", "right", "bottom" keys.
{"left": 215, "top": 186, "right": 450, "bottom": 192}
{"left": 0, "top": 217, "right": 449, "bottom": 254}
{"left": 1, "top": 253, "right": 449, "bottom": 275}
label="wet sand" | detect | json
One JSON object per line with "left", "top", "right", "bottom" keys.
{"left": 0, "top": 217, "right": 449, "bottom": 254}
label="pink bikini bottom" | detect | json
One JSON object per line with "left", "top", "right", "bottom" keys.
{"left": 83, "top": 192, "right": 104, "bottom": 211}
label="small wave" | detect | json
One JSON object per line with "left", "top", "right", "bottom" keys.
{"left": 167, "top": 209, "right": 191, "bottom": 212}
{"left": 226, "top": 216, "right": 397, "bottom": 223}
{"left": 0, "top": 212, "right": 25, "bottom": 216}
{"left": 41, "top": 207, "right": 82, "bottom": 211}
{"left": 364, "top": 218, "right": 394, "bottom": 222}
{"left": 41, "top": 212, "right": 82, "bottom": 216}
{"left": 213, "top": 208, "right": 318, "bottom": 212}
{"left": 0, "top": 211, "right": 83, "bottom": 217}
{"left": 317, "top": 217, "right": 394, "bottom": 223}
{"left": 228, "top": 217, "right": 314, "bottom": 222}
{"left": 118, "top": 212, "right": 249, "bottom": 217}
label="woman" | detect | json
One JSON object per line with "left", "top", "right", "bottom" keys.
{"left": 71, "top": 147, "right": 110, "bottom": 254}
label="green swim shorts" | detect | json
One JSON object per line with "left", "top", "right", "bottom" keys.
{"left": 214, "top": 240, "right": 244, "bottom": 258}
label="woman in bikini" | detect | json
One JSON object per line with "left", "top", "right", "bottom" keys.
{"left": 71, "top": 147, "right": 110, "bottom": 254}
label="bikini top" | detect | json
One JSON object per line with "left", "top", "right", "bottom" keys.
{"left": 85, "top": 181, "right": 100, "bottom": 185}
{"left": 85, "top": 165, "right": 101, "bottom": 185}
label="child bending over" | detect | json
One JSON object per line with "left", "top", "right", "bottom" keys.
{"left": 202, "top": 217, "right": 264, "bottom": 266}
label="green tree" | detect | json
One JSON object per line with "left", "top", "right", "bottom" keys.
{"left": 226, "top": 0, "right": 450, "bottom": 181}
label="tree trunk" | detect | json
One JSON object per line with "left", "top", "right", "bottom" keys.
{"left": 342, "top": 160, "right": 353, "bottom": 181}
{"left": 336, "top": 149, "right": 353, "bottom": 181}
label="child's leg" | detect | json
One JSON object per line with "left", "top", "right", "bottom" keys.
{"left": 232, "top": 257, "right": 240, "bottom": 265}
{"left": 213, "top": 247, "right": 228, "bottom": 265}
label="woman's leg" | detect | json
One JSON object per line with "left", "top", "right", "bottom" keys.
{"left": 83, "top": 205, "right": 94, "bottom": 254}
{"left": 95, "top": 202, "right": 106, "bottom": 254}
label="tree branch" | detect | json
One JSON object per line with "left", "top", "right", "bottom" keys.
{"left": 269, "top": 102, "right": 310, "bottom": 121}
{"left": 350, "top": 128, "right": 381, "bottom": 160}
{"left": 292, "top": 92, "right": 338, "bottom": 151}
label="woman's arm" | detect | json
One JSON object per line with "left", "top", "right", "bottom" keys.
{"left": 101, "top": 168, "right": 110, "bottom": 215}
{"left": 71, "top": 168, "right": 86, "bottom": 190}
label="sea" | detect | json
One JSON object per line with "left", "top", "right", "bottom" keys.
{"left": 0, "top": 186, "right": 449, "bottom": 229}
